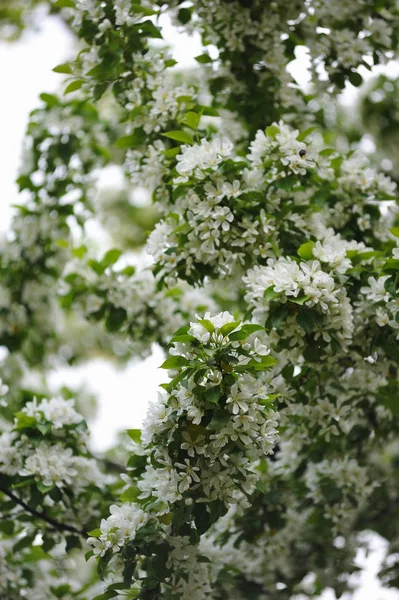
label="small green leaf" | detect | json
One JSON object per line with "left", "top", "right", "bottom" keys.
{"left": 51, "top": 584, "right": 72, "bottom": 598}
{"left": 160, "top": 356, "right": 189, "bottom": 369}
{"left": 296, "top": 308, "right": 324, "bottom": 333}
{"left": 52, "top": 0, "right": 75, "bottom": 7}
{"left": 297, "top": 241, "right": 315, "bottom": 260}
{"left": 127, "top": 429, "right": 141, "bottom": 443}
{"left": 266, "top": 125, "right": 280, "bottom": 139}
{"left": 0, "top": 520, "right": 14, "bottom": 535}
{"left": 389, "top": 227, "right": 399, "bottom": 238}
{"left": 101, "top": 249, "right": 122, "bottom": 268}
{"left": 64, "top": 79, "right": 83, "bottom": 94}
{"left": 72, "top": 245, "right": 87, "bottom": 259}
{"left": 194, "top": 53, "right": 213, "bottom": 64}
{"left": 247, "top": 355, "right": 278, "bottom": 370}
{"left": 40, "top": 93, "right": 59, "bottom": 106}
{"left": 197, "top": 319, "right": 215, "bottom": 334}
{"left": 87, "top": 529, "right": 101, "bottom": 537}
{"left": 53, "top": 63, "right": 73, "bottom": 74}
{"left": 219, "top": 321, "right": 241, "bottom": 336}
{"left": 120, "top": 486, "right": 141, "bottom": 502}
{"left": 203, "top": 388, "right": 220, "bottom": 405}
{"left": 66, "top": 535, "right": 81, "bottom": 553}
{"left": 319, "top": 148, "right": 335, "bottom": 157}
{"left": 275, "top": 175, "right": 298, "bottom": 190}
{"left": 93, "top": 591, "right": 118, "bottom": 600}
{"left": 297, "top": 127, "right": 316, "bottom": 142}
{"left": 162, "top": 130, "right": 194, "bottom": 145}
{"left": 184, "top": 111, "right": 201, "bottom": 130}
{"left": 178, "top": 7, "right": 192, "bottom": 23}
{"left": 105, "top": 307, "right": 127, "bottom": 332}
{"left": 229, "top": 324, "right": 264, "bottom": 341}
{"left": 85, "top": 550, "right": 94, "bottom": 561}
{"left": 197, "top": 104, "right": 219, "bottom": 116}
{"left": 290, "top": 295, "right": 310, "bottom": 305}
{"left": 263, "top": 286, "right": 280, "bottom": 301}
{"left": 164, "top": 147, "right": 181, "bottom": 159}
{"left": 13, "top": 533, "right": 36, "bottom": 553}
{"left": 115, "top": 134, "right": 143, "bottom": 149}
{"left": 348, "top": 71, "right": 363, "bottom": 87}
{"left": 266, "top": 305, "right": 289, "bottom": 330}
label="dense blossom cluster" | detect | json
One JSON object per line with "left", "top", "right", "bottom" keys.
{"left": 1, "top": 0, "right": 399, "bottom": 599}
{"left": 88, "top": 314, "right": 279, "bottom": 596}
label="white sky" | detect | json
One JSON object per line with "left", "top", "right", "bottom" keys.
{"left": 1, "top": 14, "right": 398, "bottom": 600}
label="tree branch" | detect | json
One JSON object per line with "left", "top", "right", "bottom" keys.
{"left": 0, "top": 487, "right": 87, "bottom": 538}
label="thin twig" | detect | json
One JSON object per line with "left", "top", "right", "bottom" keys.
{"left": 0, "top": 487, "right": 87, "bottom": 537}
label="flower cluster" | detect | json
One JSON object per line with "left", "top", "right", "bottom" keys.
{"left": 2, "top": 0, "right": 399, "bottom": 598}
{"left": 244, "top": 256, "right": 354, "bottom": 350}
{"left": 62, "top": 254, "right": 217, "bottom": 357}
{"left": 0, "top": 396, "right": 101, "bottom": 491}
{"left": 88, "top": 314, "right": 279, "bottom": 595}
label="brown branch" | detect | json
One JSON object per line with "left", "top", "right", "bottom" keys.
{"left": 0, "top": 487, "right": 87, "bottom": 538}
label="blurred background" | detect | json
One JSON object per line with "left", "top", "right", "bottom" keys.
{"left": 1, "top": 9, "right": 399, "bottom": 599}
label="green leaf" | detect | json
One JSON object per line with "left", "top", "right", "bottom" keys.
{"left": 93, "top": 591, "right": 118, "bottom": 600}
{"left": 246, "top": 355, "right": 278, "bottom": 370}
{"left": 114, "top": 134, "right": 143, "bottom": 149}
{"left": 51, "top": 584, "right": 72, "bottom": 598}
{"left": 263, "top": 286, "right": 280, "bottom": 301}
{"left": 131, "top": 4, "right": 158, "bottom": 16}
{"left": 319, "top": 148, "right": 335, "bottom": 157}
{"left": 389, "top": 227, "right": 399, "bottom": 238}
{"left": 13, "top": 533, "right": 36, "bottom": 553}
{"left": 37, "top": 481, "right": 54, "bottom": 493}
{"left": 138, "top": 20, "right": 163, "bottom": 39}
{"left": 170, "top": 326, "right": 194, "bottom": 343}
{"left": 275, "top": 175, "right": 298, "bottom": 191}
{"left": 97, "top": 549, "right": 113, "bottom": 581}
{"left": 40, "top": 93, "right": 60, "bottom": 107}
{"left": 88, "top": 259, "right": 105, "bottom": 275}
{"left": 66, "top": 535, "right": 81, "bottom": 553}
{"left": 120, "top": 486, "right": 141, "bottom": 502}
{"left": 101, "top": 249, "right": 122, "bottom": 268}
{"left": 348, "top": 71, "right": 363, "bottom": 87}
{"left": 197, "top": 319, "right": 215, "bottom": 334}
{"left": 14, "top": 412, "right": 36, "bottom": 431}
{"left": 87, "top": 529, "right": 101, "bottom": 538}
{"left": 266, "top": 305, "right": 289, "bottom": 330}
{"left": 85, "top": 550, "right": 94, "bottom": 561}
{"left": 52, "top": 0, "right": 75, "bottom": 7}
{"left": 266, "top": 125, "right": 280, "bottom": 139}
{"left": 24, "top": 546, "right": 51, "bottom": 562}
{"left": 127, "top": 429, "right": 141, "bottom": 443}
{"left": 290, "top": 295, "right": 310, "bottom": 305}
{"left": 162, "top": 130, "right": 194, "bottom": 145}
{"left": 197, "top": 104, "right": 219, "bottom": 116}
{"left": 184, "top": 111, "right": 201, "bottom": 130}
{"left": 160, "top": 356, "right": 189, "bottom": 369}
{"left": 229, "top": 324, "right": 264, "bottom": 341}
{"left": 72, "top": 245, "right": 87, "bottom": 259}
{"left": 164, "top": 147, "right": 181, "bottom": 159}
{"left": 105, "top": 307, "right": 127, "bottom": 332}
{"left": 53, "top": 63, "right": 73, "bottom": 74}
{"left": 178, "top": 7, "right": 192, "bottom": 23}
{"left": 64, "top": 79, "right": 83, "bottom": 94}
{"left": 203, "top": 388, "right": 220, "bottom": 405}
{"left": 219, "top": 321, "right": 241, "bottom": 336}
{"left": 297, "top": 127, "right": 317, "bottom": 141}
{"left": 297, "top": 241, "right": 315, "bottom": 260}
{"left": 194, "top": 53, "right": 213, "bottom": 64}
{"left": 296, "top": 308, "right": 324, "bottom": 333}
{"left": 0, "top": 520, "right": 14, "bottom": 535}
